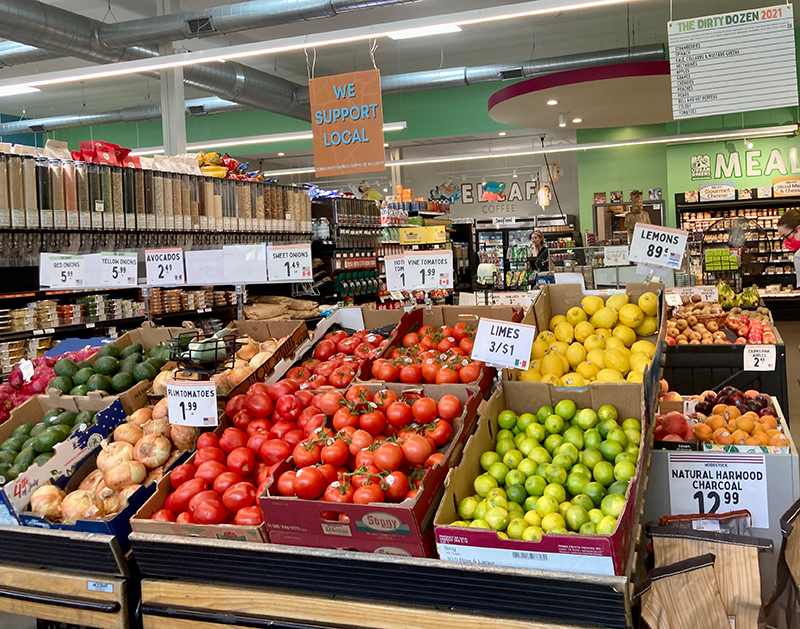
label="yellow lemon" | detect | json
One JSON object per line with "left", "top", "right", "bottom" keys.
{"left": 638, "top": 292, "right": 658, "bottom": 317}
{"left": 604, "top": 337, "right": 626, "bottom": 351}
{"left": 560, "top": 372, "right": 587, "bottom": 387}
{"left": 583, "top": 335, "right": 605, "bottom": 352}
{"left": 531, "top": 339, "right": 550, "bottom": 359}
{"left": 560, "top": 355, "right": 570, "bottom": 373}
{"left": 519, "top": 368, "right": 542, "bottom": 382}
{"left": 612, "top": 325, "right": 637, "bottom": 348}
{"left": 613, "top": 345, "right": 632, "bottom": 358}
{"left": 538, "top": 330, "right": 556, "bottom": 342}
{"left": 581, "top": 295, "right": 604, "bottom": 316}
{"left": 618, "top": 304, "right": 644, "bottom": 328}
{"left": 605, "top": 293, "right": 630, "bottom": 312}
{"left": 626, "top": 370, "right": 644, "bottom": 383}
{"left": 554, "top": 321, "right": 575, "bottom": 344}
{"left": 590, "top": 307, "right": 618, "bottom": 329}
{"left": 529, "top": 358, "right": 542, "bottom": 372}
{"left": 595, "top": 328, "right": 613, "bottom": 342}
{"left": 541, "top": 374, "right": 560, "bottom": 385}
{"left": 565, "top": 343, "right": 587, "bottom": 369}
{"left": 629, "top": 352, "right": 650, "bottom": 374}
{"left": 586, "top": 348, "right": 606, "bottom": 368}
{"left": 596, "top": 368, "right": 625, "bottom": 383}
{"left": 566, "top": 307, "right": 588, "bottom": 326}
{"left": 574, "top": 321, "right": 596, "bottom": 344}
{"left": 631, "top": 340, "right": 655, "bottom": 358}
{"left": 550, "top": 341, "right": 569, "bottom": 355}
{"left": 603, "top": 349, "right": 631, "bottom": 375}
{"left": 549, "top": 314, "right": 567, "bottom": 332}
{"left": 634, "top": 316, "right": 659, "bottom": 337}
{"left": 541, "top": 353, "right": 565, "bottom": 378}
{"left": 576, "top": 361, "right": 601, "bottom": 381}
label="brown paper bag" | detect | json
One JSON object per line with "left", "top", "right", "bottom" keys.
{"left": 764, "top": 499, "right": 800, "bottom": 629}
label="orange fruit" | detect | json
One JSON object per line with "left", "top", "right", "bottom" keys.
{"left": 713, "top": 428, "right": 732, "bottom": 445}
{"left": 753, "top": 422, "right": 766, "bottom": 433}
{"left": 735, "top": 416, "right": 755, "bottom": 434}
{"left": 767, "top": 429, "right": 781, "bottom": 439}
{"left": 723, "top": 406, "right": 741, "bottom": 421}
{"left": 712, "top": 404, "right": 727, "bottom": 417}
{"left": 744, "top": 437, "right": 762, "bottom": 446}
{"left": 727, "top": 420, "right": 737, "bottom": 433}
{"left": 753, "top": 431, "right": 770, "bottom": 446}
{"left": 693, "top": 423, "right": 713, "bottom": 441}
{"left": 707, "top": 415, "right": 726, "bottom": 431}
{"left": 769, "top": 434, "right": 790, "bottom": 447}
{"left": 730, "top": 430, "right": 749, "bottom": 445}
{"left": 742, "top": 411, "right": 759, "bottom": 423}
{"left": 760, "top": 415, "right": 778, "bottom": 430}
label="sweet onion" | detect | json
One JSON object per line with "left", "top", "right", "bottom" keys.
{"left": 118, "top": 484, "right": 141, "bottom": 507}
{"left": 151, "top": 397, "right": 169, "bottom": 421}
{"left": 134, "top": 434, "right": 171, "bottom": 469}
{"left": 128, "top": 407, "right": 153, "bottom": 427}
{"left": 60, "top": 490, "right": 104, "bottom": 524}
{"left": 142, "top": 417, "right": 171, "bottom": 440}
{"left": 170, "top": 425, "right": 197, "bottom": 451}
{"left": 78, "top": 469, "right": 105, "bottom": 493}
{"left": 29, "top": 485, "right": 65, "bottom": 520}
{"left": 113, "top": 422, "right": 143, "bottom": 446}
{"left": 104, "top": 460, "right": 147, "bottom": 491}
{"left": 96, "top": 441, "right": 134, "bottom": 473}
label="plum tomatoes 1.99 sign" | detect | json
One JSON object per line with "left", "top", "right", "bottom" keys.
{"left": 166, "top": 381, "right": 218, "bottom": 427}
{"left": 470, "top": 318, "right": 536, "bottom": 369}
{"left": 628, "top": 223, "right": 689, "bottom": 270}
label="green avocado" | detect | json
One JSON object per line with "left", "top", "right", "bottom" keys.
{"left": 93, "top": 356, "right": 120, "bottom": 376}
{"left": 86, "top": 373, "right": 112, "bottom": 392}
{"left": 132, "top": 362, "right": 158, "bottom": 383}
{"left": 0, "top": 436, "right": 27, "bottom": 453}
{"left": 29, "top": 423, "right": 47, "bottom": 437}
{"left": 32, "top": 428, "right": 64, "bottom": 453}
{"left": 76, "top": 360, "right": 93, "bottom": 370}
{"left": 73, "top": 367, "right": 95, "bottom": 386}
{"left": 53, "top": 411, "right": 77, "bottom": 426}
{"left": 14, "top": 446, "right": 36, "bottom": 467}
{"left": 0, "top": 451, "right": 15, "bottom": 466}
{"left": 75, "top": 410, "right": 96, "bottom": 426}
{"left": 11, "top": 423, "right": 35, "bottom": 438}
{"left": 42, "top": 408, "right": 64, "bottom": 424}
{"left": 69, "top": 385, "right": 89, "bottom": 396}
{"left": 47, "top": 376, "right": 73, "bottom": 394}
{"left": 111, "top": 372, "right": 135, "bottom": 393}
{"left": 4, "top": 464, "right": 24, "bottom": 481}
{"left": 121, "top": 343, "right": 143, "bottom": 359}
{"left": 34, "top": 452, "right": 53, "bottom": 467}
{"left": 96, "top": 344, "right": 120, "bottom": 359}
{"left": 54, "top": 358, "right": 79, "bottom": 378}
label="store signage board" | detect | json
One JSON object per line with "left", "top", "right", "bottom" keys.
{"left": 667, "top": 452, "right": 769, "bottom": 527}
{"left": 39, "top": 253, "right": 85, "bottom": 289}
{"left": 99, "top": 252, "right": 138, "bottom": 287}
{"left": 629, "top": 223, "right": 689, "bottom": 270}
{"left": 145, "top": 248, "right": 185, "bottom": 286}
{"left": 666, "top": 285, "right": 719, "bottom": 302}
{"left": 223, "top": 243, "right": 268, "bottom": 284}
{"left": 403, "top": 250, "right": 453, "bottom": 290}
{"left": 603, "top": 246, "right": 629, "bottom": 267}
{"left": 743, "top": 345, "right": 776, "bottom": 371}
{"left": 308, "top": 69, "right": 385, "bottom": 176}
{"left": 471, "top": 317, "right": 536, "bottom": 369}
{"left": 385, "top": 254, "right": 406, "bottom": 292}
{"left": 668, "top": 5, "right": 797, "bottom": 119}
{"left": 492, "top": 216, "right": 516, "bottom": 226}
{"left": 554, "top": 273, "right": 586, "bottom": 291}
{"left": 267, "top": 243, "right": 312, "bottom": 283}
{"left": 166, "top": 381, "right": 219, "bottom": 427}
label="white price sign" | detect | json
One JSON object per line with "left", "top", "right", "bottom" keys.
{"left": 385, "top": 254, "right": 406, "bottom": 292}
{"left": 166, "top": 381, "right": 219, "bottom": 427}
{"left": 743, "top": 345, "right": 776, "bottom": 371}
{"left": 100, "top": 252, "right": 138, "bottom": 287}
{"left": 40, "top": 253, "right": 85, "bottom": 289}
{"left": 668, "top": 452, "right": 769, "bottom": 527}
{"left": 492, "top": 216, "right": 516, "bottom": 226}
{"left": 403, "top": 250, "right": 453, "bottom": 290}
{"left": 267, "top": 244, "right": 312, "bottom": 283}
{"left": 19, "top": 359, "right": 34, "bottom": 383}
{"left": 145, "top": 248, "right": 185, "bottom": 286}
{"left": 603, "top": 246, "right": 629, "bottom": 267}
{"left": 665, "top": 293, "right": 684, "bottom": 307}
{"left": 628, "top": 223, "right": 689, "bottom": 270}
{"left": 470, "top": 317, "right": 536, "bottom": 369}
{"left": 666, "top": 286, "right": 719, "bottom": 304}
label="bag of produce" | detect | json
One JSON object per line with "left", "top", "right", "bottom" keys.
{"left": 764, "top": 498, "right": 800, "bottom": 629}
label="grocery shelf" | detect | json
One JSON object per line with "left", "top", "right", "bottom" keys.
{"left": 0, "top": 315, "right": 146, "bottom": 342}
{"left": 150, "top": 304, "right": 236, "bottom": 322}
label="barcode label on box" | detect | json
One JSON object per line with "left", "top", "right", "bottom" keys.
{"left": 436, "top": 543, "right": 615, "bottom": 575}
{"left": 87, "top": 581, "right": 113, "bottom": 593}
{"left": 511, "top": 551, "right": 548, "bottom": 561}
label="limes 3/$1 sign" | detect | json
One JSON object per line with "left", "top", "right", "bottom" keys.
{"left": 470, "top": 318, "right": 537, "bottom": 369}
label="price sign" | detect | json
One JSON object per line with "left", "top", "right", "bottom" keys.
{"left": 100, "top": 252, "right": 138, "bottom": 287}
{"left": 668, "top": 452, "right": 768, "bottom": 527}
{"left": 385, "top": 255, "right": 406, "bottom": 292}
{"left": 744, "top": 345, "right": 776, "bottom": 371}
{"left": 665, "top": 285, "right": 719, "bottom": 304}
{"left": 19, "top": 359, "right": 34, "bottom": 383}
{"left": 470, "top": 317, "right": 537, "bottom": 369}
{"left": 40, "top": 253, "right": 85, "bottom": 289}
{"left": 603, "top": 246, "right": 629, "bottom": 267}
{"left": 628, "top": 224, "right": 689, "bottom": 270}
{"left": 403, "top": 250, "right": 453, "bottom": 290}
{"left": 166, "top": 381, "right": 218, "bottom": 427}
{"left": 267, "top": 244, "right": 312, "bottom": 283}
{"left": 145, "top": 248, "right": 185, "bottom": 286}
{"left": 665, "top": 293, "right": 683, "bottom": 307}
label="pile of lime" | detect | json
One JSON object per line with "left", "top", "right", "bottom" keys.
{"left": 47, "top": 343, "right": 172, "bottom": 396}
{"left": 451, "top": 400, "right": 642, "bottom": 540}
{"left": 0, "top": 407, "right": 97, "bottom": 484}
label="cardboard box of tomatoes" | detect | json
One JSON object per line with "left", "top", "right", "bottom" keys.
{"left": 259, "top": 383, "right": 482, "bottom": 556}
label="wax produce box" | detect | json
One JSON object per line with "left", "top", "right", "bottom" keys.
{"left": 259, "top": 383, "right": 482, "bottom": 556}
{"left": 434, "top": 380, "right": 648, "bottom": 576}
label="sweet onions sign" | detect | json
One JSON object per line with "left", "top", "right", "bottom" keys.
{"left": 309, "top": 69, "right": 385, "bottom": 176}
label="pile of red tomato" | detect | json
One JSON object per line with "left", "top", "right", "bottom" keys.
{"left": 368, "top": 323, "right": 483, "bottom": 385}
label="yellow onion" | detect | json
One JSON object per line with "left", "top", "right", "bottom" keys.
{"left": 249, "top": 351, "right": 272, "bottom": 369}
{"left": 134, "top": 434, "right": 171, "bottom": 469}
{"left": 141, "top": 417, "right": 171, "bottom": 440}
{"left": 102, "top": 492, "right": 121, "bottom": 516}
{"left": 210, "top": 372, "right": 232, "bottom": 396}
{"left": 29, "top": 485, "right": 65, "bottom": 520}
{"left": 118, "top": 484, "right": 141, "bottom": 508}
{"left": 226, "top": 366, "right": 253, "bottom": 386}
{"left": 151, "top": 370, "right": 175, "bottom": 397}
{"left": 60, "top": 490, "right": 105, "bottom": 524}
{"left": 128, "top": 407, "right": 153, "bottom": 428}
{"left": 104, "top": 460, "right": 147, "bottom": 491}
{"left": 78, "top": 469, "right": 105, "bottom": 493}
{"left": 113, "top": 422, "right": 143, "bottom": 446}
{"left": 170, "top": 425, "right": 197, "bottom": 451}
{"left": 236, "top": 339, "right": 259, "bottom": 361}
{"left": 95, "top": 480, "right": 116, "bottom": 501}
{"left": 96, "top": 441, "right": 134, "bottom": 473}
{"left": 152, "top": 397, "right": 169, "bottom": 421}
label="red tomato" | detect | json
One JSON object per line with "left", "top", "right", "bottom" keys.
{"left": 440, "top": 325, "right": 454, "bottom": 338}
{"left": 313, "top": 339, "right": 337, "bottom": 361}
{"left": 315, "top": 361, "right": 338, "bottom": 379}
{"left": 246, "top": 432, "right": 270, "bottom": 456}
{"left": 319, "top": 391, "right": 344, "bottom": 416}
{"left": 375, "top": 362, "right": 399, "bottom": 383}
{"left": 436, "top": 367, "right": 460, "bottom": 384}
{"left": 385, "top": 401, "right": 413, "bottom": 428}
{"left": 354, "top": 448, "right": 375, "bottom": 470}
{"left": 402, "top": 332, "right": 420, "bottom": 348}
{"left": 383, "top": 471, "right": 409, "bottom": 501}
{"left": 402, "top": 434, "right": 433, "bottom": 465}
{"left": 151, "top": 508, "right": 176, "bottom": 522}
{"left": 234, "top": 506, "right": 264, "bottom": 526}
{"left": 459, "top": 363, "right": 481, "bottom": 383}
{"left": 227, "top": 447, "right": 256, "bottom": 476}
{"left": 316, "top": 463, "right": 337, "bottom": 486}
{"left": 195, "top": 460, "right": 229, "bottom": 484}
{"left": 332, "top": 406, "right": 359, "bottom": 431}
{"left": 294, "top": 467, "right": 326, "bottom": 500}
{"left": 196, "top": 433, "right": 219, "bottom": 450}
{"left": 459, "top": 337, "right": 474, "bottom": 354}
{"left": 246, "top": 418, "right": 271, "bottom": 436}
{"left": 418, "top": 325, "right": 436, "bottom": 337}
{"left": 405, "top": 489, "right": 419, "bottom": 501}
{"left": 248, "top": 382, "right": 270, "bottom": 397}
{"left": 293, "top": 389, "right": 313, "bottom": 408}
{"left": 305, "top": 374, "right": 328, "bottom": 389}
{"left": 222, "top": 481, "right": 257, "bottom": 512}
{"left": 345, "top": 384, "right": 372, "bottom": 409}
{"left": 169, "top": 464, "right": 196, "bottom": 490}
{"left": 232, "top": 409, "right": 254, "bottom": 431}
{"left": 426, "top": 420, "right": 454, "bottom": 447}
{"left": 425, "top": 452, "right": 446, "bottom": 467}
{"left": 286, "top": 366, "right": 312, "bottom": 382}
{"left": 329, "top": 367, "right": 355, "bottom": 388}
{"left": 189, "top": 490, "right": 222, "bottom": 514}
{"left": 437, "top": 395, "right": 463, "bottom": 421}
{"left": 274, "top": 395, "right": 301, "bottom": 421}
{"left": 437, "top": 337, "right": 458, "bottom": 353}
{"left": 411, "top": 397, "right": 438, "bottom": 423}
{"left": 336, "top": 337, "right": 360, "bottom": 355}
{"left": 353, "top": 343, "right": 374, "bottom": 360}
{"left": 321, "top": 439, "right": 349, "bottom": 467}
{"left": 301, "top": 415, "right": 326, "bottom": 437}
{"left": 420, "top": 336, "right": 438, "bottom": 352}
{"left": 267, "top": 381, "right": 296, "bottom": 401}
{"left": 373, "top": 389, "right": 399, "bottom": 411}
{"left": 302, "top": 358, "right": 321, "bottom": 373}
{"left": 297, "top": 406, "right": 320, "bottom": 430}
{"left": 348, "top": 429, "right": 374, "bottom": 456}
{"left": 195, "top": 447, "right": 227, "bottom": 466}
{"left": 176, "top": 511, "right": 193, "bottom": 524}
{"left": 213, "top": 471, "right": 245, "bottom": 496}
{"left": 453, "top": 322, "right": 470, "bottom": 342}
{"left": 364, "top": 333, "right": 384, "bottom": 346}
{"left": 193, "top": 500, "right": 228, "bottom": 525}
{"left": 277, "top": 470, "right": 296, "bottom": 496}
{"left": 354, "top": 484, "right": 384, "bottom": 504}
{"left": 257, "top": 466, "right": 272, "bottom": 487}
{"left": 219, "top": 427, "right": 248, "bottom": 454}
{"left": 420, "top": 360, "right": 441, "bottom": 383}
{"left": 284, "top": 429, "right": 307, "bottom": 448}
{"left": 373, "top": 442, "right": 403, "bottom": 471}
{"left": 371, "top": 358, "right": 388, "bottom": 379}
{"left": 292, "top": 441, "right": 321, "bottom": 468}
{"left": 351, "top": 464, "right": 380, "bottom": 489}
{"left": 245, "top": 393, "right": 274, "bottom": 419}
{"left": 268, "top": 420, "right": 297, "bottom": 440}
{"left": 225, "top": 394, "right": 248, "bottom": 419}
{"left": 324, "top": 481, "right": 355, "bottom": 503}
{"left": 399, "top": 364, "right": 422, "bottom": 384}
{"left": 325, "top": 330, "right": 348, "bottom": 343}
{"left": 359, "top": 410, "right": 387, "bottom": 436}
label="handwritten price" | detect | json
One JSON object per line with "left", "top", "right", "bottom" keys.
{"left": 488, "top": 340, "right": 513, "bottom": 355}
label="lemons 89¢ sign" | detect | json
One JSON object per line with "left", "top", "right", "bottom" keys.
{"left": 471, "top": 318, "right": 536, "bottom": 369}
{"left": 629, "top": 224, "right": 689, "bottom": 270}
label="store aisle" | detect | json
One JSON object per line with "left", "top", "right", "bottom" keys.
{"left": 776, "top": 320, "right": 800, "bottom": 427}
{"left": 0, "top": 612, "right": 35, "bottom": 629}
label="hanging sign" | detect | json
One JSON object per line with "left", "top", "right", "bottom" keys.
{"left": 403, "top": 250, "right": 453, "bottom": 290}
{"left": 629, "top": 223, "right": 689, "bottom": 270}
{"left": 470, "top": 318, "right": 536, "bottom": 369}
{"left": 145, "top": 248, "right": 185, "bottom": 286}
{"left": 743, "top": 345, "right": 776, "bottom": 371}
{"left": 308, "top": 69, "right": 385, "bottom": 176}
{"left": 668, "top": 452, "right": 769, "bottom": 527}
{"left": 603, "top": 246, "right": 629, "bottom": 267}
{"left": 668, "top": 5, "right": 798, "bottom": 120}
{"left": 166, "top": 381, "right": 219, "bottom": 427}
{"left": 267, "top": 243, "right": 312, "bottom": 283}
{"left": 40, "top": 253, "right": 85, "bottom": 289}
{"left": 99, "top": 252, "right": 138, "bottom": 287}
{"left": 223, "top": 243, "right": 268, "bottom": 284}
{"left": 385, "top": 254, "right": 406, "bottom": 292}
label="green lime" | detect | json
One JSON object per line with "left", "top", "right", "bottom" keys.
{"left": 554, "top": 399, "right": 577, "bottom": 421}
{"left": 507, "top": 517, "right": 527, "bottom": 540}
{"left": 552, "top": 454, "right": 572, "bottom": 470}
{"left": 543, "top": 434, "right": 563, "bottom": 454}
{"left": 524, "top": 510, "right": 542, "bottom": 527}
{"left": 516, "top": 413, "right": 537, "bottom": 433}
{"left": 615, "top": 452, "right": 637, "bottom": 465}
{"left": 507, "top": 484, "right": 527, "bottom": 505}
{"left": 535, "top": 495, "right": 559, "bottom": 518}
{"left": 556, "top": 442, "right": 579, "bottom": 466}
{"left": 497, "top": 429, "right": 515, "bottom": 442}
{"left": 536, "top": 405, "right": 554, "bottom": 423}
{"left": 608, "top": 480, "right": 629, "bottom": 495}
{"left": 488, "top": 462, "right": 510, "bottom": 484}
{"left": 517, "top": 458, "right": 538, "bottom": 478}
{"left": 622, "top": 418, "right": 642, "bottom": 433}
{"left": 559, "top": 501, "right": 572, "bottom": 518}
{"left": 450, "top": 521, "right": 469, "bottom": 527}
{"left": 580, "top": 522, "right": 597, "bottom": 534}
{"left": 566, "top": 472, "right": 590, "bottom": 497}
{"left": 565, "top": 505, "right": 589, "bottom": 532}
{"left": 593, "top": 461, "right": 615, "bottom": 487}
{"left": 536, "top": 463, "right": 549, "bottom": 479}
{"left": 511, "top": 426, "right": 522, "bottom": 436}
{"left": 502, "top": 449, "right": 524, "bottom": 469}
{"left": 580, "top": 447, "right": 603, "bottom": 470}
{"left": 599, "top": 440, "right": 624, "bottom": 463}
{"left": 588, "top": 508, "right": 604, "bottom": 524}
{"left": 518, "top": 437, "right": 539, "bottom": 457}
{"left": 597, "top": 404, "right": 619, "bottom": 423}
{"left": 525, "top": 475, "right": 547, "bottom": 497}
{"left": 480, "top": 451, "right": 502, "bottom": 471}
{"left": 474, "top": 501, "right": 489, "bottom": 521}
{"left": 625, "top": 430, "right": 642, "bottom": 447}
{"left": 584, "top": 429, "right": 602, "bottom": 449}
{"left": 485, "top": 507, "right": 510, "bottom": 531}
{"left": 598, "top": 418, "right": 619, "bottom": 439}
{"left": 577, "top": 408, "right": 599, "bottom": 430}
{"left": 529, "top": 447, "right": 552, "bottom": 466}
{"left": 584, "top": 482, "right": 606, "bottom": 508}
{"left": 525, "top": 423, "right": 546, "bottom": 442}
{"left": 497, "top": 410, "right": 517, "bottom": 430}
{"left": 524, "top": 496, "right": 539, "bottom": 512}
{"left": 541, "top": 512, "right": 566, "bottom": 533}
{"left": 562, "top": 426, "right": 585, "bottom": 450}
{"left": 571, "top": 494, "right": 595, "bottom": 512}
{"left": 571, "top": 463, "right": 592, "bottom": 478}
{"left": 496, "top": 438, "right": 516, "bottom": 457}
{"left": 487, "top": 494, "right": 509, "bottom": 510}
{"left": 614, "top": 460, "right": 636, "bottom": 483}
{"left": 458, "top": 497, "right": 479, "bottom": 520}
{"left": 545, "top": 463, "right": 567, "bottom": 485}
{"left": 544, "top": 414, "right": 565, "bottom": 435}
{"left": 606, "top": 427, "right": 629, "bottom": 449}
{"left": 522, "top": 525, "right": 544, "bottom": 541}
{"left": 470, "top": 519, "right": 492, "bottom": 529}
{"left": 597, "top": 510, "right": 621, "bottom": 532}
{"left": 513, "top": 432, "right": 527, "bottom": 447}
{"left": 509, "top": 502, "right": 524, "bottom": 519}
{"left": 474, "top": 474, "right": 499, "bottom": 497}
{"left": 505, "top": 469, "right": 526, "bottom": 487}
{"left": 626, "top": 445, "right": 641, "bottom": 459}
{"left": 486, "top": 487, "right": 507, "bottom": 501}
{"left": 543, "top": 483, "right": 566, "bottom": 504}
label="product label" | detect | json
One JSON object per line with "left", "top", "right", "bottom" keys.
{"left": 629, "top": 223, "right": 689, "bottom": 270}
{"left": 86, "top": 581, "right": 114, "bottom": 594}
{"left": 19, "top": 359, "right": 34, "bottom": 383}
{"left": 100, "top": 252, "right": 138, "bottom": 287}
{"left": 403, "top": 250, "right": 453, "bottom": 290}
{"left": 471, "top": 317, "right": 536, "bottom": 369}
{"left": 267, "top": 244, "right": 312, "bottom": 283}
{"left": 385, "top": 254, "right": 406, "bottom": 292}
{"left": 166, "top": 381, "right": 218, "bottom": 427}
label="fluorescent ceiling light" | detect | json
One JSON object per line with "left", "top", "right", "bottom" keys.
{"left": 572, "top": 118, "right": 583, "bottom": 123}
{"left": 0, "top": 85, "right": 39, "bottom": 97}
{"left": 258, "top": 125, "right": 797, "bottom": 176}
{"left": 277, "top": 152, "right": 285, "bottom": 156}
{"left": 498, "top": 132, "right": 507, "bottom": 136}
{"left": 388, "top": 24, "right": 462, "bottom": 39}
{"left": 547, "top": 100, "right": 559, "bottom": 106}
{"left": 0, "top": 0, "right": 640, "bottom": 93}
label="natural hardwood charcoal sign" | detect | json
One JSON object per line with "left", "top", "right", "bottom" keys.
{"left": 309, "top": 69, "right": 386, "bottom": 176}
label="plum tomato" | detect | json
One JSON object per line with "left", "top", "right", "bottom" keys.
{"left": 170, "top": 478, "right": 209, "bottom": 513}
{"left": 176, "top": 511, "right": 193, "bottom": 523}
{"left": 232, "top": 409, "right": 254, "bottom": 431}
{"left": 245, "top": 393, "right": 274, "bottom": 419}
{"left": 192, "top": 500, "right": 228, "bottom": 525}
{"left": 222, "top": 481, "right": 257, "bottom": 512}
{"left": 213, "top": 471, "right": 245, "bottom": 496}
{"left": 261, "top": 439, "right": 292, "bottom": 465}
{"left": 219, "top": 427, "right": 248, "bottom": 454}
{"left": 196, "top": 433, "right": 219, "bottom": 450}
{"left": 227, "top": 447, "right": 256, "bottom": 477}
{"left": 246, "top": 418, "right": 271, "bottom": 436}
{"left": 151, "top": 508, "right": 176, "bottom": 522}
{"left": 268, "top": 420, "right": 297, "bottom": 440}
{"left": 246, "top": 432, "right": 271, "bottom": 456}
{"left": 195, "top": 446, "right": 227, "bottom": 466}
{"left": 225, "top": 394, "right": 248, "bottom": 419}
{"left": 234, "top": 505, "right": 264, "bottom": 526}
{"left": 266, "top": 381, "right": 295, "bottom": 402}
{"left": 169, "top": 463, "right": 196, "bottom": 490}
{"left": 195, "top": 460, "right": 229, "bottom": 484}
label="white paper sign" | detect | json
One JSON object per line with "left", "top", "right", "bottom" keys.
{"left": 666, "top": 293, "right": 684, "bottom": 307}
{"left": 629, "top": 223, "right": 689, "bottom": 270}
{"left": 385, "top": 254, "right": 406, "bottom": 292}
{"left": 40, "top": 253, "right": 85, "bottom": 289}
{"left": 267, "top": 243, "right": 312, "bottom": 283}
{"left": 166, "top": 381, "right": 219, "bottom": 427}
{"left": 403, "top": 250, "right": 453, "bottom": 290}
{"left": 743, "top": 345, "right": 776, "bottom": 371}
{"left": 470, "top": 317, "right": 536, "bottom": 369}
{"left": 19, "top": 360, "right": 34, "bottom": 383}
{"left": 100, "top": 252, "right": 138, "bottom": 287}
{"left": 492, "top": 216, "right": 516, "bottom": 226}
{"left": 603, "top": 246, "right": 629, "bottom": 267}
{"left": 185, "top": 249, "right": 226, "bottom": 285}
{"left": 554, "top": 272, "right": 586, "bottom": 291}
{"left": 666, "top": 285, "right": 719, "bottom": 303}
{"left": 224, "top": 243, "right": 268, "bottom": 283}
{"left": 668, "top": 452, "right": 769, "bottom": 527}
{"left": 145, "top": 248, "right": 185, "bottom": 286}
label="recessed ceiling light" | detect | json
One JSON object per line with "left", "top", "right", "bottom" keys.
{"left": 547, "top": 99, "right": 558, "bottom": 106}
{"left": 498, "top": 132, "right": 507, "bottom": 136}
{"left": 558, "top": 114, "right": 567, "bottom": 128}
{"left": 572, "top": 118, "right": 582, "bottom": 123}
{"left": 277, "top": 152, "right": 285, "bottom": 156}
{"left": 383, "top": 188, "right": 388, "bottom": 192}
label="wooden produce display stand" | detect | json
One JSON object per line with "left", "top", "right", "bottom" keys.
{"left": 0, "top": 524, "right": 135, "bottom": 629}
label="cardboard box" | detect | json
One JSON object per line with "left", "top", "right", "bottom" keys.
{"left": 259, "top": 383, "right": 482, "bottom": 556}
{"left": 0, "top": 390, "right": 128, "bottom": 524}
{"left": 434, "top": 380, "right": 647, "bottom": 576}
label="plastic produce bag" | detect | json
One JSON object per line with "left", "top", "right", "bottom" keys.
{"left": 764, "top": 498, "right": 800, "bottom": 629}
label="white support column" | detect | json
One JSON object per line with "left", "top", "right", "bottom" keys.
{"left": 390, "top": 147, "right": 402, "bottom": 195}
{"left": 157, "top": 0, "right": 187, "bottom": 155}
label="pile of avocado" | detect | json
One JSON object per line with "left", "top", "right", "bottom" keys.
{"left": 48, "top": 342, "right": 172, "bottom": 396}
{"left": 0, "top": 407, "right": 96, "bottom": 484}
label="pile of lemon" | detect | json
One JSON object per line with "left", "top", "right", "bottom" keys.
{"left": 518, "top": 291, "right": 659, "bottom": 387}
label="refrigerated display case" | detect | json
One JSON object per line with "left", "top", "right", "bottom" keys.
{"left": 477, "top": 229, "right": 506, "bottom": 290}
{"left": 593, "top": 201, "right": 665, "bottom": 244}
